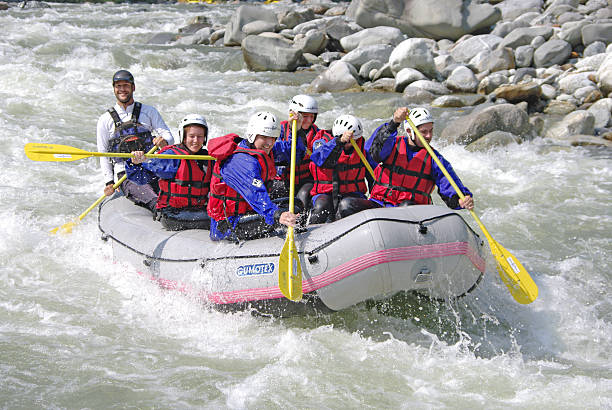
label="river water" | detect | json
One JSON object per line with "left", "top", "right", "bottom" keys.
{"left": 1, "top": 2, "right": 611, "bottom": 408}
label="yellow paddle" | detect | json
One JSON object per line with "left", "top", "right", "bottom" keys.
{"left": 405, "top": 117, "right": 538, "bottom": 304}
{"left": 46, "top": 144, "right": 158, "bottom": 235}
{"left": 25, "top": 143, "right": 215, "bottom": 162}
{"left": 349, "top": 138, "right": 375, "bottom": 178}
{"left": 278, "top": 119, "right": 303, "bottom": 301}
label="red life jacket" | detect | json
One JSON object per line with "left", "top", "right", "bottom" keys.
{"left": 207, "top": 135, "right": 276, "bottom": 221}
{"left": 369, "top": 137, "right": 435, "bottom": 206}
{"left": 156, "top": 144, "right": 212, "bottom": 210}
{"left": 277, "top": 120, "right": 319, "bottom": 185}
{"left": 309, "top": 130, "right": 367, "bottom": 196}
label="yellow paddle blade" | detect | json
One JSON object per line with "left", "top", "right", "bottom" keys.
{"left": 49, "top": 219, "right": 77, "bottom": 235}
{"left": 278, "top": 228, "right": 302, "bottom": 301}
{"left": 489, "top": 239, "right": 538, "bottom": 304}
{"left": 25, "top": 143, "right": 93, "bottom": 162}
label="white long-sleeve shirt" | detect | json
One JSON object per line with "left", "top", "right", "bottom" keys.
{"left": 96, "top": 101, "right": 174, "bottom": 183}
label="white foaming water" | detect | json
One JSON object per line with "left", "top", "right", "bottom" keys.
{"left": 1, "top": 2, "right": 611, "bottom": 408}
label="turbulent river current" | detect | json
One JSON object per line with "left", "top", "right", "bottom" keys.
{"left": 1, "top": 2, "right": 611, "bottom": 408}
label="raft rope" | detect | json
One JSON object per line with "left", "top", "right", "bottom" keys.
{"left": 98, "top": 199, "right": 481, "bottom": 263}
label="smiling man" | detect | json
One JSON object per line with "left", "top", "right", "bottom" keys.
{"left": 96, "top": 69, "right": 174, "bottom": 211}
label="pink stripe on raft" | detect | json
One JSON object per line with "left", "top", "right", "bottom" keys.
{"left": 194, "top": 241, "right": 485, "bottom": 305}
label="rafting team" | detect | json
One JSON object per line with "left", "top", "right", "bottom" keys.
{"left": 97, "top": 70, "right": 474, "bottom": 242}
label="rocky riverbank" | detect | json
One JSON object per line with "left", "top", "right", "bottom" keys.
{"left": 4, "top": 0, "right": 612, "bottom": 149}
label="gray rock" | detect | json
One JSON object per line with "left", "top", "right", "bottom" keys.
{"left": 372, "top": 63, "right": 394, "bottom": 81}
{"left": 477, "top": 72, "right": 510, "bottom": 94}
{"left": 576, "top": 53, "right": 607, "bottom": 71}
{"left": 431, "top": 95, "right": 467, "bottom": 108}
{"left": 582, "top": 23, "right": 612, "bottom": 46}
{"left": 488, "top": 47, "right": 516, "bottom": 72}
{"left": 553, "top": 134, "right": 612, "bottom": 147}
{"left": 513, "top": 67, "right": 538, "bottom": 83}
{"left": 402, "top": 86, "right": 436, "bottom": 104}
{"left": 340, "top": 44, "right": 393, "bottom": 71}
{"left": 587, "top": 98, "right": 612, "bottom": 128}
{"left": 294, "top": 29, "right": 328, "bottom": 56}
{"left": 210, "top": 29, "right": 225, "bottom": 45}
{"left": 340, "top": 26, "right": 404, "bottom": 52}
{"left": 224, "top": 5, "right": 279, "bottom": 47}
{"left": 541, "top": 83, "right": 558, "bottom": 99}
{"left": 533, "top": 39, "right": 572, "bottom": 67}
{"left": 602, "top": 52, "right": 612, "bottom": 95}
{"left": 574, "top": 85, "right": 598, "bottom": 104}
{"left": 363, "top": 78, "right": 396, "bottom": 92}
{"left": 544, "top": 110, "right": 595, "bottom": 139}
{"left": 558, "top": 71, "right": 597, "bottom": 94}
{"left": 242, "top": 20, "right": 278, "bottom": 36}
{"left": 323, "top": 17, "right": 362, "bottom": 42}
{"left": 492, "top": 82, "right": 542, "bottom": 103}
{"left": 558, "top": 20, "right": 591, "bottom": 47}
{"left": 465, "top": 130, "right": 522, "bottom": 151}
{"left": 359, "top": 60, "right": 383, "bottom": 79}
{"left": 319, "top": 51, "right": 343, "bottom": 65}
{"left": 493, "top": 0, "right": 543, "bottom": 20}
{"left": 499, "top": 26, "right": 554, "bottom": 49}
{"left": 440, "top": 103, "right": 533, "bottom": 144}
{"left": 544, "top": 100, "right": 577, "bottom": 114}
{"left": 242, "top": 35, "right": 302, "bottom": 72}
{"left": 147, "top": 33, "right": 176, "bottom": 45}
{"left": 324, "top": 5, "right": 349, "bottom": 16}
{"left": 389, "top": 38, "right": 437, "bottom": 78}
{"left": 309, "top": 60, "right": 360, "bottom": 92}
{"left": 515, "top": 45, "right": 535, "bottom": 68}
{"left": 408, "top": 80, "right": 450, "bottom": 95}
{"left": 445, "top": 65, "right": 478, "bottom": 93}
{"left": 584, "top": 41, "right": 607, "bottom": 57}
{"left": 557, "top": 11, "right": 584, "bottom": 24}
{"left": 450, "top": 34, "right": 503, "bottom": 64}
{"left": 434, "top": 54, "right": 457, "bottom": 76}
{"left": 347, "top": 0, "right": 501, "bottom": 41}
{"left": 278, "top": 8, "right": 316, "bottom": 30}
{"left": 394, "top": 67, "right": 428, "bottom": 92}
{"left": 531, "top": 35, "right": 547, "bottom": 49}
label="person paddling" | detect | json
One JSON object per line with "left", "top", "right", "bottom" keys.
{"left": 207, "top": 111, "right": 302, "bottom": 241}
{"left": 365, "top": 106, "right": 473, "bottom": 210}
{"left": 308, "top": 115, "right": 377, "bottom": 224}
{"left": 96, "top": 69, "right": 174, "bottom": 211}
{"left": 126, "top": 114, "right": 213, "bottom": 230}
{"left": 271, "top": 94, "right": 320, "bottom": 211}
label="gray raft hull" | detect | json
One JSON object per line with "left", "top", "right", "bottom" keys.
{"left": 98, "top": 196, "right": 486, "bottom": 315}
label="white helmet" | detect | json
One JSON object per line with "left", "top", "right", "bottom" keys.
{"left": 404, "top": 107, "right": 434, "bottom": 136}
{"left": 245, "top": 111, "right": 280, "bottom": 143}
{"left": 178, "top": 114, "right": 208, "bottom": 141}
{"left": 332, "top": 114, "right": 363, "bottom": 139}
{"left": 289, "top": 94, "right": 318, "bottom": 114}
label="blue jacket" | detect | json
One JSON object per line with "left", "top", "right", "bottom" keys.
{"left": 209, "top": 139, "right": 297, "bottom": 240}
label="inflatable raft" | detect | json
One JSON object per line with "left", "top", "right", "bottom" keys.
{"left": 98, "top": 195, "right": 486, "bottom": 315}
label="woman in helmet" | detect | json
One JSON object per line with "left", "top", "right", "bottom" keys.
{"left": 271, "top": 94, "right": 320, "bottom": 210}
{"left": 125, "top": 114, "right": 214, "bottom": 230}
{"left": 308, "top": 114, "right": 378, "bottom": 224}
{"left": 207, "top": 111, "right": 302, "bottom": 241}
{"left": 365, "top": 106, "right": 474, "bottom": 210}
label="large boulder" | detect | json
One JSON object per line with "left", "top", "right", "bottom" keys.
{"left": 340, "top": 26, "right": 405, "bottom": 52}
{"left": 544, "top": 110, "right": 595, "bottom": 139}
{"left": 388, "top": 37, "right": 437, "bottom": 77}
{"left": 445, "top": 65, "right": 478, "bottom": 93}
{"left": 341, "top": 44, "right": 394, "bottom": 71}
{"left": 498, "top": 26, "right": 554, "bottom": 50}
{"left": 241, "top": 35, "right": 303, "bottom": 72}
{"left": 440, "top": 103, "right": 533, "bottom": 144}
{"left": 309, "top": 60, "right": 361, "bottom": 93}
{"left": 582, "top": 23, "right": 612, "bottom": 46}
{"left": 533, "top": 39, "right": 572, "bottom": 68}
{"left": 450, "top": 34, "right": 503, "bottom": 64}
{"left": 224, "top": 5, "right": 279, "bottom": 46}
{"left": 597, "top": 52, "right": 612, "bottom": 95}
{"left": 346, "top": 0, "right": 501, "bottom": 41}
